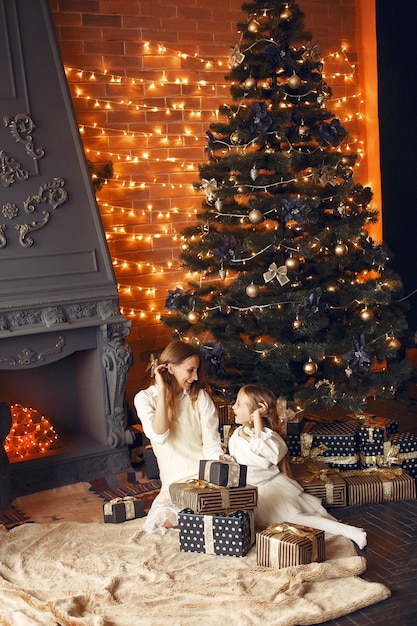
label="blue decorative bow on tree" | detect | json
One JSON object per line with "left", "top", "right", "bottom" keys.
{"left": 319, "top": 118, "right": 347, "bottom": 147}
{"left": 213, "top": 234, "right": 240, "bottom": 261}
{"left": 281, "top": 198, "right": 306, "bottom": 225}
{"left": 200, "top": 342, "right": 225, "bottom": 377}
{"left": 342, "top": 334, "right": 371, "bottom": 369}
{"left": 165, "top": 287, "right": 186, "bottom": 311}
{"left": 304, "top": 292, "right": 326, "bottom": 324}
{"left": 248, "top": 102, "right": 273, "bottom": 134}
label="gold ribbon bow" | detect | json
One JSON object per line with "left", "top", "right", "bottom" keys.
{"left": 104, "top": 496, "right": 137, "bottom": 520}
{"left": 300, "top": 433, "right": 329, "bottom": 459}
{"left": 186, "top": 479, "right": 230, "bottom": 509}
{"left": 229, "top": 43, "right": 245, "bottom": 68}
{"left": 265, "top": 522, "right": 319, "bottom": 564}
{"left": 360, "top": 441, "right": 401, "bottom": 468}
{"left": 291, "top": 459, "right": 339, "bottom": 504}
{"left": 263, "top": 263, "right": 289, "bottom": 286}
{"left": 201, "top": 178, "right": 218, "bottom": 201}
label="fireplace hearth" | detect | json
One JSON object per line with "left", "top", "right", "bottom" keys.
{"left": 0, "top": 0, "right": 133, "bottom": 496}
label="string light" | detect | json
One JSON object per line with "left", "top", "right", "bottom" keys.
{"left": 5, "top": 404, "right": 58, "bottom": 459}
{"left": 65, "top": 40, "right": 367, "bottom": 327}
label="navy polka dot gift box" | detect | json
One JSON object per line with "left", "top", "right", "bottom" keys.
{"left": 178, "top": 509, "right": 254, "bottom": 557}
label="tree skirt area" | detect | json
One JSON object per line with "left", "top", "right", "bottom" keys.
{"left": 0, "top": 477, "right": 390, "bottom": 626}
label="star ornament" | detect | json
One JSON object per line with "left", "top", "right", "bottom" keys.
{"left": 263, "top": 262, "right": 290, "bottom": 286}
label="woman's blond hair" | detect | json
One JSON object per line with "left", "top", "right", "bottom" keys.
{"left": 154, "top": 340, "right": 206, "bottom": 421}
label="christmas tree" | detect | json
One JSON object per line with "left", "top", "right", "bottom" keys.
{"left": 161, "top": 0, "right": 412, "bottom": 413}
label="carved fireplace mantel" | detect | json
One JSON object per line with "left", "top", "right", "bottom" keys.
{"left": 0, "top": 0, "right": 133, "bottom": 496}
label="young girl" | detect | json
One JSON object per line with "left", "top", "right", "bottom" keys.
{"left": 228, "top": 385, "right": 367, "bottom": 550}
{"left": 134, "top": 340, "right": 223, "bottom": 533}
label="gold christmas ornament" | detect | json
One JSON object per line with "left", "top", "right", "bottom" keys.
{"left": 292, "top": 318, "right": 303, "bottom": 330}
{"left": 287, "top": 73, "right": 302, "bottom": 89}
{"left": 303, "top": 359, "right": 318, "bottom": 375}
{"left": 246, "top": 283, "right": 260, "bottom": 298}
{"left": 325, "top": 283, "right": 339, "bottom": 293}
{"left": 248, "top": 208, "right": 263, "bottom": 224}
{"left": 187, "top": 310, "right": 201, "bottom": 324}
{"left": 285, "top": 255, "right": 300, "bottom": 271}
{"left": 334, "top": 242, "right": 348, "bottom": 257}
{"left": 387, "top": 336, "right": 401, "bottom": 351}
{"left": 230, "top": 131, "right": 241, "bottom": 145}
{"left": 359, "top": 307, "right": 373, "bottom": 322}
{"left": 280, "top": 6, "right": 293, "bottom": 21}
{"left": 248, "top": 19, "right": 260, "bottom": 33}
{"left": 244, "top": 76, "right": 257, "bottom": 90}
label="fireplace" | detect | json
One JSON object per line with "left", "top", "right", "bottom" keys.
{"left": 0, "top": 0, "right": 133, "bottom": 497}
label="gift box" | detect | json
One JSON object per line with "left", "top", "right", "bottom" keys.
{"left": 346, "top": 413, "right": 399, "bottom": 446}
{"left": 360, "top": 433, "right": 417, "bottom": 471}
{"left": 290, "top": 459, "right": 347, "bottom": 507}
{"left": 170, "top": 480, "right": 257, "bottom": 514}
{"left": 342, "top": 467, "right": 416, "bottom": 506}
{"left": 284, "top": 432, "right": 301, "bottom": 457}
{"left": 300, "top": 421, "right": 360, "bottom": 470}
{"left": 256, "top": 522, "right": 325, "bottom": 569}
{"left": 277, "top": 398, "right": 305, "bottom": 435}
{"left": 178, "top": 509, "right": 254, "bottom": 557}
{"left": 359, "top": 441, "right": 386, "bottom": 467}
{"left": 388, "top": 432, "right": 417, "bottom": 476}
{"left": 103, "top": 496, "right": 145, "bottom": 523}
{"left": 199, "top": 455, "right": 247, "bottom": 487}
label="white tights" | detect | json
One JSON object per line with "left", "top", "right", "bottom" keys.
{"left": 286, "top": 512, "right": 367, "bottom": 550}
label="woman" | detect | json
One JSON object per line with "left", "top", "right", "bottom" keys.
{"left": 229, "top": 384, "right": 367, "bottom": 550}
{"left": 134, "top": 340, "right": 223, "bottom": 532}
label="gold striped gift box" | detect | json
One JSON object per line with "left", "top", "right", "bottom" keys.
{"left": 342, "top": 468, "right": 416, "bottom": 506}
{"left": 256, "top": 522, "right": 325, "bottom": 569}
{"left": 169, "top": 480, "right": 258, "bottom": 514}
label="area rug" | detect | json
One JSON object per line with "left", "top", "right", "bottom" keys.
{"left": 0, "top": 519, "right": 390, "bottom": 626}
{"left": 0, "top": 471, "right": 161, "bottom": 528}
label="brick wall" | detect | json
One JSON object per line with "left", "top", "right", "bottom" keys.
{"left": 47, "top": 0, "right": 367, "bottom": 405}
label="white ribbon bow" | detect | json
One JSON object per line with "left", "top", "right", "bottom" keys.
{"left": 201, "top": 178, "right": 218, "bottom": 202}
{"left": 263, "top": 263, "right": 289, "bottom": 286}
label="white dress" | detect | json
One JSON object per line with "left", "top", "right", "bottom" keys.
{"left": 134, "top": 385, "right": 223, "bottom": 533}
{"left": 228, "top": 425, "right": 367, "bottom": 549}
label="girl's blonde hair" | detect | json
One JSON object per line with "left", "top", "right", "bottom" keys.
{"left": 154, "top": 340, "right": 206, "bottom": 421}
{"left": 239, "top": 384, "right": 292, "bottom": 477}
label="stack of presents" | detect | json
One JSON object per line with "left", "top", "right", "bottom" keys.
{"left": 102, "top": 407, "right": 417, "bottom": 569}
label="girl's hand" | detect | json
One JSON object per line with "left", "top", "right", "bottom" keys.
{"left": 251, "top": 401, "right": 268, "bottom": 421}
{"left": 250, "top": 401, "right": 267, "bottom": 435}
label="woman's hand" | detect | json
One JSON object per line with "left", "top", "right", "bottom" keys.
{"left": 154, "top": 363, "right": 168, "bottom": 389}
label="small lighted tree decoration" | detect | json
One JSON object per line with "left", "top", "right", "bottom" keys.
{"left": 161, "top": 0, "right": 412, "bottom": 413}
{"left": 5, "top": 404, "right": 58, "bottom": 459}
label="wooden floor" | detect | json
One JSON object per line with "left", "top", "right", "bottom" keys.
{"left": 321, "top": 398, "right": 417, "bottom": 626}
